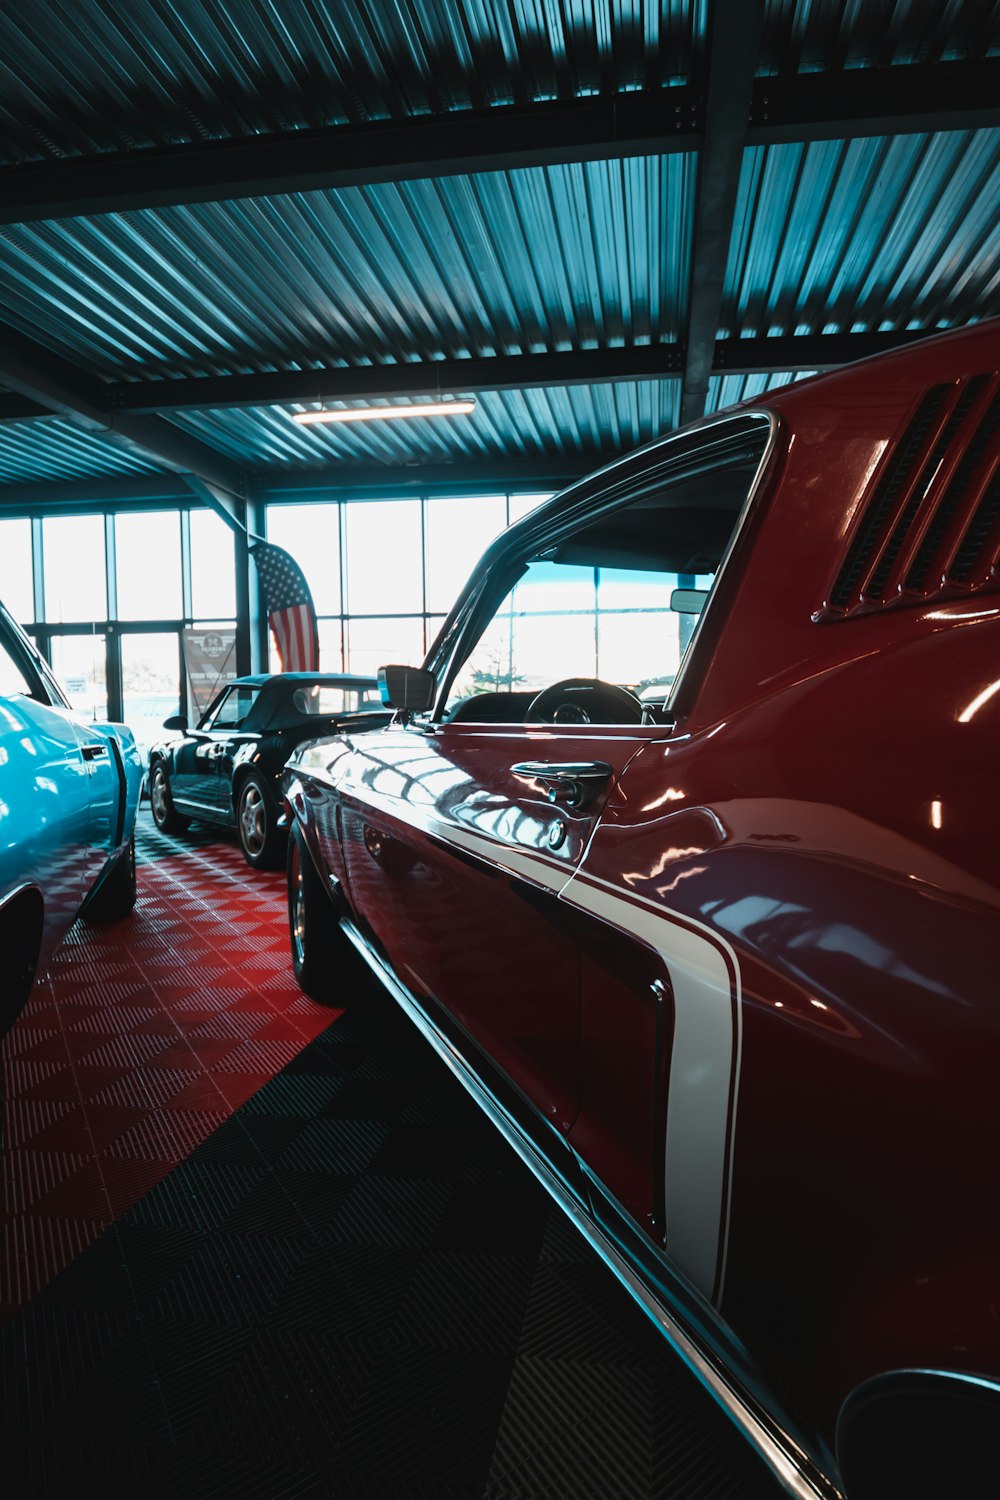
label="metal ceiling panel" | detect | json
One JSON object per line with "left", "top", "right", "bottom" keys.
{"left": 722, "top": 129, "right": 1000, "bottom": 338}
{"left": 0, "top": 1, "right": 703, "bottom": 167}
{"left": 706, "top": 368, "right": 816, "bottom": 414}
{"left": 0, "top": 418, "right": 159, "bottom": 485}
{"left": 0, "top": 154, "right": 696, "bottom": 381}
{"left": 760, "top": 0, "right": 999, "bottom": 76}
{"left": 166, "top": 379, "right": 682, "bottom": 467}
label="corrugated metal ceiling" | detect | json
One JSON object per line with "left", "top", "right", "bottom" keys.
{"left": 0, "top": 418, "right": 158, "bottom": 485}
{"left": 167, "top": 379, "right": 683, "bottom": 467}
{"left": 0, "top": 1, "right": 703, "bottom": 166}
{"left": 0, "top": 155, "right": 696, "bottom": 378}
{"left": 722, "top": 130, "right": 1000, "bottom": 338}
{"left": 705, "top": 369, "right": 815, "bottom": 413}
{"left": 759, "top": 0, "right": 999, "bottom": 74}
{"left": 0, "top": 0, "right": 996, "bottom": 496}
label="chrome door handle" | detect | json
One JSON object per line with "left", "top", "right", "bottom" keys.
{"left": 510, "top": 760, "right": 613, "bottom": 808}
{"left": 80, "top": 743, "right": 108, "bottom": 760}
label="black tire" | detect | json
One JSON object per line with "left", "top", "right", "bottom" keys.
{"left": 236, "top": 771, "right": 285, "bottom": 870}
{"left": 149, "top": 760, "right": 189, "bottom": 834}
{"left": 287, "top": 823, "right": 359, "bottom": 1004}
{"left": 84, "top": 835, "right": 137, "bottom": 921}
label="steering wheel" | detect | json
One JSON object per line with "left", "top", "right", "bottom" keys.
{"left": 525, "top": 677, "right": 644, "bottom": 726}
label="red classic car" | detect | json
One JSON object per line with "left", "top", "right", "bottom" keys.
{"left": 283, "top": 322, "right": 1000, "bottom": 1500}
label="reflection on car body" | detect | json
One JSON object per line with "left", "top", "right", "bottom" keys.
{"left": 284, "top": 324, "right": 1000, "bottom": 1500}
{"left": 147, "top": 672, "right": 388, "bottom": 868}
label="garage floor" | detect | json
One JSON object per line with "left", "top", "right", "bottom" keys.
{"left": 3, "top": 812, "right": 785, "bottom": 1500}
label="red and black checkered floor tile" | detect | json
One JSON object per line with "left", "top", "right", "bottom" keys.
{"left": 2, "top": 811, "right": 786, "bottom": 1500}
{"left": 3, "top": 814, "right": 334, "bottom": 1318}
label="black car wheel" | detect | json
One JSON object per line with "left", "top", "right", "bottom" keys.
{"left": 84, "top": 835, "right": 138, "bottom": 921}
{"left": 149, "top": 761, "right": 189, "bottom": 834}
{"left": 287, "top": 823, "right": 360, "bottom": 1004}
{"left": 236, "top": 772, "right": 284, "bottom": 869}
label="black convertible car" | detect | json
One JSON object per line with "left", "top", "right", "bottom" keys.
{"left": 148, "top": 673, "right": 386, "bottom": 868}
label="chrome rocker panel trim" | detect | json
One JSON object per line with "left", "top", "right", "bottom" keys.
{"left": 339, "top": 915, "right": 840, "bottom": 1500}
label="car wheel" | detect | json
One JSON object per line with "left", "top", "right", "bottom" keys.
{"left": 84, "top": 835, "right": 137, "bottom": 921}
{"left": 236, "top": 772, "right": 284, "bottom": 869}
{"left": 287, "top": 823, "right": 360, "bottom": 1004}
{"left": 150, "top": 761, "right": 189, "bottom": 834}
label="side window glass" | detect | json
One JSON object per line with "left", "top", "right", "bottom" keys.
{"left": 204, "top": 687, "right": 259, "bottom": 730}
{"left": 441, "top": 430, "right": 768, "bottom": 724}
{"left": 443, "top": 560, "right": 701, "bottom": 720}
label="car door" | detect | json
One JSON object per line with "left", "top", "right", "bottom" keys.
{"left": 341, "top": 415, "right": 772, "bottom": 1207}
{"left": 0, "top": 612, "right": 92, "bottom": 941}
{"left": 206, "top": 684, "right": 266, "bottom": 816}
{"left": 340, "top": 713, "right": 663, "bottom": 1133}
{"left": 71, "top": 721, "right": 121, "bottom": 888}
{"left": 172, "top": 685, "right": 260, "bottom": 815}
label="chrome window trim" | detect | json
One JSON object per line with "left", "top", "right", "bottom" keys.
{"left": 668, "top": 408, "right": 778, "bottom": 714}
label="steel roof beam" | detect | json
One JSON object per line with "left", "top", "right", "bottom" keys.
{"left": 681, "top": 0, "right": 766, "bottom": 427}
{"left": 0, "top": 332, "right": 942, "bottom": 425}
{"left": 256, "top": 461, "right": 585, "bottom": 498}
{"left": 105, "top": 333, "right": 931, "bottom": 413}
{"left": 0, "top": 475, "right": 196, "bottom": 510}
{"left": 746, "top": 61, "right": 1000, "bottom": 146}
{"left": 0, "top": 394, "right": 49, "bottom": 421}
{"left": 0, "top": 323, "right": 246, "bottom": 498}
{"left": 712, "top": 329, "right": 937, "bottom": 373}
{"left": 106, "top": 347, "right": 686, "bottom": 414}
{"left": 0, "top": 462, "right": 585, "bottom": 513}
{"left": 0, "top": 62, "right": 995, "bottom": 226}
{"left": 0, "top": 95, "right": 701, "bottom": 227}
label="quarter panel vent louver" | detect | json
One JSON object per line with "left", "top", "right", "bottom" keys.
{"left": 822, "top": 372, "right": 1000, "bottom": 620}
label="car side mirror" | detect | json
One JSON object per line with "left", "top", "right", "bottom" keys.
{"left": 377, "top": 665, "right": 436, "bottom": 713}
{"left": 670, "top": 588, "right": 709, "bottom": 616}
{"left": 163, "top": 714, "right": 188, "bottom": 731}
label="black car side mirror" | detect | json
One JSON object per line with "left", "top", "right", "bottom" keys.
{"left": 163, "top": 714, "right": 188, "bottom": 731}
{"left": 378, "top": 665, "right": 435, "bottom": 714}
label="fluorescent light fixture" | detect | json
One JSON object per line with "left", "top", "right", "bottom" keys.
{"left": 292, "top": 399, "right": 476, "bottom": 426}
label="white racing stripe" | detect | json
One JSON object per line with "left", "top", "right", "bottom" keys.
{"left": 557, "top": 870, "right": 741, "bottom": 1304}
{"left": 333, "top": 773, "right": 741, "bottom": 1305}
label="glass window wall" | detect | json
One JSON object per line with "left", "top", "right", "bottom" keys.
{"left": 0, "top": 487, "right": 563, "bottom": 721}
{"left": 345, "top": 500, "right": 423, "bottom": 616}
{"left": 424, "top": 495, "right": 506, "bottom": 613}
{"left": 0, "top": 517, "right": 34, "bottom": 625}
{"left": 49, "top": 633, "right": 107, "bottom": 720}
{"left": 190, "top": 508, "right": 237, "bottom": 618}
{"left": 43, "top": 515, "right": 106, "bottom": 623}
{"left": 116, "top": 512, "right": 182, "bottom": 619}
{"left": 121, "top": 631, "right": 184, "bottom": 761}
{"left": 266, "top": 489, "right": 558, "bottom": 677}
{"left": 266, "top": 502, "right": 341, "bottom": 614}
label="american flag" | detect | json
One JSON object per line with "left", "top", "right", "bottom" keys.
{"left": 251, "top": 542, "right": 319, "bottom": 671}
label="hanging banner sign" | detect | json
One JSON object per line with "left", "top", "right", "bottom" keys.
{"left": 182, "top": 627, "right": 238, "bottom": 719}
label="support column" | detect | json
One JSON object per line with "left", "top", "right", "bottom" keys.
{"left": 246, "top": 491, "right": 269, "bottom": 672}
{"left": 233, "top": 498, "right": 253, "bottom": 677}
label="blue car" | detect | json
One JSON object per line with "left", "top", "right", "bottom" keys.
{"left": 0, "top": 600, "right": 142, "bottom": 1042}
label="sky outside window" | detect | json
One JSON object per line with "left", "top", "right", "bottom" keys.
{"left": 266, "top": 503, "right": 341, "bottom": 614}
{"left": 116, "top": 512, "right": 182, "bottom": 619}
{"left": 0, "top": 517, "right": 34, "bottom": 624}
{"left": 43, "top": 515, "right": 106, "bottom": 622}
{"left": 190, "top": 508, "right": 236, "bottom": 618}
